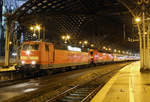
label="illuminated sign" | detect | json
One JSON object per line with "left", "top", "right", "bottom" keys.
{"left": 67, "top": 46, "right": 81, "bottom": 52}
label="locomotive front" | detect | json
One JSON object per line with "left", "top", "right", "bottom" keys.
{"left": 19, "top": 42, "right": 40, "bottom": 70}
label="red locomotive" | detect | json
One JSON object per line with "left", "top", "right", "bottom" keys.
{"left": 19, "top": 41, "right": 91, "bottom": 70}
{"left": 18, "top": 41, "right": 139, "bottom": 70}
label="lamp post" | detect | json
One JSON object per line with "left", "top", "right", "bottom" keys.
{"left": 30, "top": 25, "right": 41, "bottom": 40}
{"left": 135, "top": 1, "right": 150, "bottom": 72}
{"left": 79, "top": 40, "right": 88, "bottom": 47}
{"left": 62, "top": 35, "right": 70, "bottom": 43}
{"left": 36, "top": 25, "right": 41, "bottom": 40}
{"left": 30, "top": 27, "right": 36, "bottom": 37}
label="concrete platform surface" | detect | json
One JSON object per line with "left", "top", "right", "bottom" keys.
{"left": 91, "top": 61, "right": 150, "bottom": 102}
{"left": 0, "top": 65, "right": 16, "bottom": 72}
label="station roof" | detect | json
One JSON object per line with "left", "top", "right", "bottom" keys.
{"left": 11, "top": 0, "right": 138, "bottom": 20}
{"left": 8, "top": 0, "right": 140, "bottom": 52}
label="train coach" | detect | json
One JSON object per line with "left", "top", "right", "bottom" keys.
{"left": 17, "top": 41, "right": 139, "bottom": 70}
{"left": 89, "top": 49, "right": 113, "bottom": 64}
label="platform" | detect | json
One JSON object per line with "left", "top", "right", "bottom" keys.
{"left": 0, "top": 65, "right": 16, "bottom": 72}
{"left": 91, "top": 61, "right": 150, "bottom": 102}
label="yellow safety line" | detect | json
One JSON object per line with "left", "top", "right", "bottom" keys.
{"left": 129, "top": 63, "right": 135, "bottom": 102}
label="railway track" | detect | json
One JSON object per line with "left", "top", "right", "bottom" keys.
{"left": 0, "top": 62, "right": 132, "bottom": 102}
{"left": 46, "top": 67, "right": 121, "bottom": 102}
{"left": 0, "top": 62, "right": 126, "bottom": 88}
{"left": 0, "top": 70, "right": 46, "bottom": 88}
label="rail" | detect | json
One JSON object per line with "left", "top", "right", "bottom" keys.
{"left": 46, "top": 66, "right": 123, "bottom": 102}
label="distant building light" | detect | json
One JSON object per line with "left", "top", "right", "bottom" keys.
{"left": 67, "top": 46, "right": 81, "bottom": 52}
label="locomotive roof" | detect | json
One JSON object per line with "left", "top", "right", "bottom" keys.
{"left": 23, "top": 41, "right": 53, "bottom": 44}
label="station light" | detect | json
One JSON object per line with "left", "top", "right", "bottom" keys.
{"left": 30, "top": 24, "right": 41, "bottom": 40}
{"left": 30, "top": 27, "right": 34, "bottom": 30}
{"left": 109, "top": 48, "right": 111, "bottom": 51}
{"left": 9, "top": 42, "right": 12, "bottom": 44}
{"left": 78, "top": 40, "right": 88, "bottom": 47}
{"left": 103, "top": 46, "right": 106, "bottom": 49}
{"left": 62, "top": 35, "right": 70, "bottom": 40}
{"left": 84, "top": 41, "right": 88, "bottom": 44}
{"left": 62, "top": 35, "right": 70, "bottom": 43}
{"left": 62, "top": 36, "right": 65, "bottom": 39}
{"left": 35, "top": 25, "right": 41, "bottom": 30}
{"left": 114, "top": 49, "right": 117, "bottom": 52}
{"left": 79, "top": 41, "right": 82, "bottom": 44}
{"left": 91, "top": 44, "right": 94, "bottom": 47}
{"left": 135, "top": 17, "right": 141, "bottom": 23}
{"left": 30, "top": 25, "right": 41, "bottom": 30}
{"left": 66, "top": 35, "right": 70, "bottom": 39}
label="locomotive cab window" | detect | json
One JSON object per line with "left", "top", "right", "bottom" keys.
{"left": 32, "top": 44, "right": 39, "bottom": 50}
{"left": 45, "top": 44, "right": 49, "bottom": 51}
{"left": 22, "top": 44, "right": 39, "bottom": 50}
{"left": 22, "top": 44, "right": 29, "bottom": 50}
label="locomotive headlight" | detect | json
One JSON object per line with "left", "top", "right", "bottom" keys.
{"left": 26, "top": 50, "right": 30, "bottom": 55}
{"left": 32, "top": 61, "right": 36, "bottom": 65}
{"left": 21, "top": 61, "right": 25, "bottom": 64}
